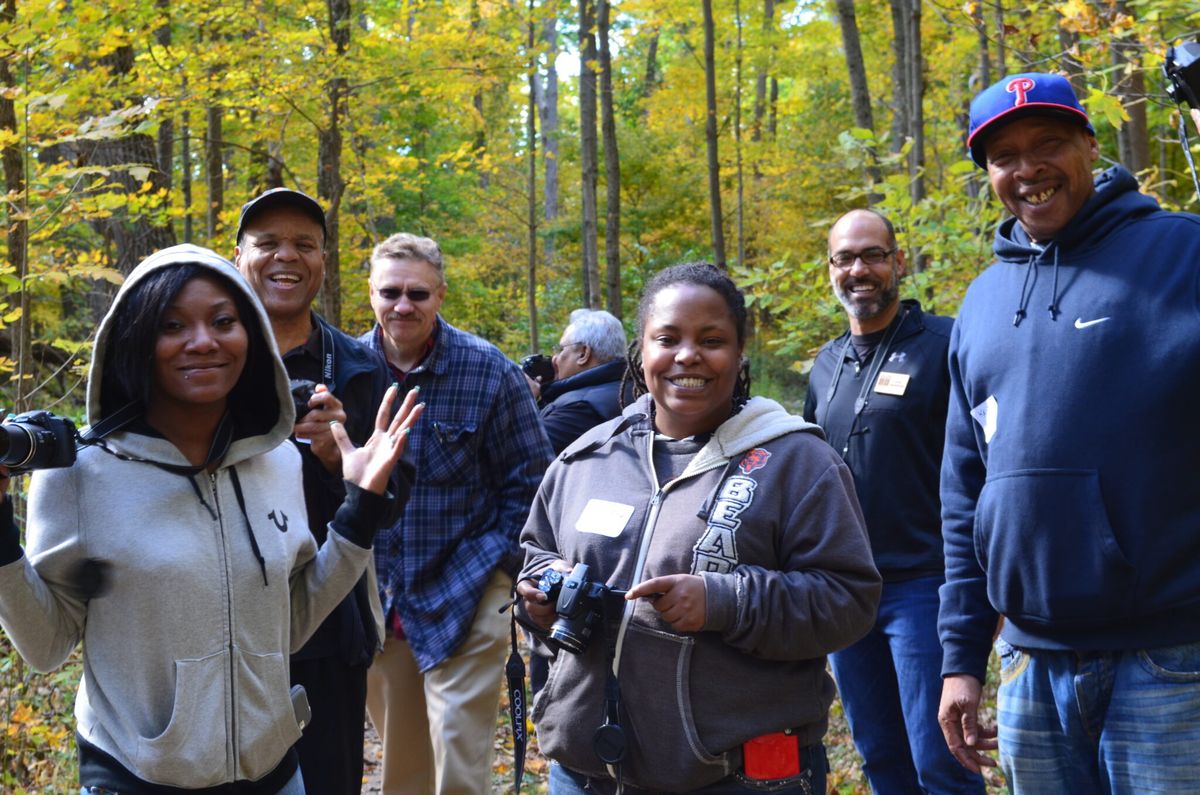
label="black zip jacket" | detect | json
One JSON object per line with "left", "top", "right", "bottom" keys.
{"left": 803, "top": 300, "right": 952, "bottom": 582}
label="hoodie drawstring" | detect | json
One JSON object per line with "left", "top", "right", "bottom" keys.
{"left": 229, "top": 467, "right": 269, "bottom": 587}
{"left": 1013, "top": 247, "right": 1063, "bottom": 327}
{"left": 1013, "top": 254, "right": 1037, "bottom": 327}
{"left": 1047, "top": 246, "right": 1062, "bottom": 320}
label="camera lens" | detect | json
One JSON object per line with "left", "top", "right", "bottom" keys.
{"left": 0, "top": 423, "right": 36, "bottom": 468}
{"left": 548, "top": 622, "right": 589, "bottom": 655}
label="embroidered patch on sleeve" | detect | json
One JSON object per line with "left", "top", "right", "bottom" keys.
{"left": 739, "top": 448, "right": 771, "bottom": 474}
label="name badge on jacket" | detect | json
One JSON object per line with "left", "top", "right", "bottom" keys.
{"left": 874, "top": 371, "right": 910, "bottom": 396}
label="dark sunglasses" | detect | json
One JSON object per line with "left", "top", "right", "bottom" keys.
{"left": 377, "top": 287, "right": 434, "bottom": 303}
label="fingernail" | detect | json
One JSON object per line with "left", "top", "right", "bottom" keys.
{"left": 413, "top": 385, "right": 421, "bottom": 393}
{"left": 329, "top": 420, "right": 339, "bottom": 427}
{"left": 417, "top": 402, "right": 426, "bottom": 410}
{"left": 402, "top": 428, "right": 411, "bottom": 436}
{"left": 391, "top": 382, "right": 399, "bottom": 389}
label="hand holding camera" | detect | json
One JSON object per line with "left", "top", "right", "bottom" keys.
{"left": 291, "top": 382, "right": 348, "bottom": 473}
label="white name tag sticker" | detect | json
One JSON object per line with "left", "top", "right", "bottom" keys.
{"left": 970, "top": 394, "right": 999, "bottom": 444}
{"left": 874, "top": 371, "right": 910, "bottom": 396}
{"left": 574, "top": 499, "right": 635, "bottom": 538}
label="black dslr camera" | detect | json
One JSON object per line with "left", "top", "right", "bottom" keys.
{"left": 0, "top": 410, "right": 78, "bottom": 474}
{"left": 538, "top": 562, "right": 626, "bottom": 654}
{"left": 520, "top": 354, "right": 555, "bottom": 386}
{"left": 1165, "top": 41, "right": 1200, "bottom": 108}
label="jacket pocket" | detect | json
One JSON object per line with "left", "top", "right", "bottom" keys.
{"left": 617, "top": 623, "right": 732, "bottom": 790}
{"left": 233, "top": 649, "right": 300, "bottom": 781}
{"left": 424, "top": 421, "right": 478, "bottom": 484}
{"left": 974, "top": 468, "right": 1134, "bottom": 624}
{"left": 133, "top": 651, "right": 228, "bottom": 788}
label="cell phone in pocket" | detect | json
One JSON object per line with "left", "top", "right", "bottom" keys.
{"left": 290, "top": 684, "right": 312, "bottom": 731}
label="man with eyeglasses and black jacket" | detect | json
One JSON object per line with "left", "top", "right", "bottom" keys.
{"left": 803, "top": 209, "right": 981, "bottom": 795}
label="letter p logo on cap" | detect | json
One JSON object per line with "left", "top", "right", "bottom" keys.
{"left": 1006, "top": 76, "right": 1036, "bottom": 106}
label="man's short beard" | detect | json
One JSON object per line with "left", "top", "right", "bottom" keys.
{"left": 835, "top": 265, "right": 901, "bottom": 321}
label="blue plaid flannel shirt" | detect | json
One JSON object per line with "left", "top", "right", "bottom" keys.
{"left": 360, "top": 317, "right": 552, "bottom": 671}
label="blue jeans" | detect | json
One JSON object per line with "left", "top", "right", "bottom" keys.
{"left": 81, "top": 766, "right": 306, "bottom": 795}
{"left": 829, "top": 575, "right": 985, "bottom": 795}
{"left": 549, "top": 747, "right": 826, "bottom": 794}
{"left": 996, "top": 638, "right": 1200, "bottom": 794}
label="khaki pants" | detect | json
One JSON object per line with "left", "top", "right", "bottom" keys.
{"left": 366, "top": 570, "right": 513, "bottom": 795}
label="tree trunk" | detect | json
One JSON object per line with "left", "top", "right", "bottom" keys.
{"left": 905, "top": 0, "right": 925, "bottom": 206}
{"left": 205, "top": 104, "right": 223, "bottom": 241}
{"left": 598, "top": 0, "right": 621, "bottom": 317}
{"left": 182, "top": 106, "right": 193, "bottom": 243}
{"left": 527, "top": 0, "right": 539, "bottom": 352}
{"left": 79, "top": 43, "right": 176, "bottom": 294}
{"left": 537, "top": 15, "right": 559, "bottom": 270}
{"left": 470, "top": 0, "right": 489, "bottom": 190}
{"left": 579, "top": 0, "right": 600, "bottom": 307}
{"left": 974, "top": 0, "right": 991, "bottom": 88}
{"left": 888, "top": 0, "right": 908, "bottom": 154}
{"left": 834, "top": 0, "right": 883, "bottom": 194}
{"left": 702, "top": 0, "right": 726, "bottom": 269}
{"left": 836, "top": 0, "right": 874, "bottom": 133}
{"left": 1110, "top": 1, "right": 1149, "bottom": 175}
{"left": 994, "top": 0, "right": 1006, "bottom": 78}
{"left": 0, "top": 0, "right": 29, "bottom": 409}
{"left": 643, "top": 28, "right": 660, "bottom": 100}
{"left": 155, "top": 0, "right": 172, "bottom": 194}
{"left": 318, "top": 0, "right": 350, "bottom": 328}
{"left": 734, "top": 0, "right": 745, "bottom": 269}
{"left": 768, "top": 77, "right": 778, "bottom": 139}
{"left": 752, "top": 0, "right": 774, "bottom": 142}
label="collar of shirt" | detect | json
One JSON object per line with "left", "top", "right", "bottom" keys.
{"left": 377, "top": 324, "right": 438, "bottom": 382}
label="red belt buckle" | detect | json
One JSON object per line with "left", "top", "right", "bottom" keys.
{"left": 743, "top": 730, "right": 801, "bottom": 780}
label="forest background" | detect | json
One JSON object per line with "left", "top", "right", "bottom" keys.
{"left": 0, "top": 0, "right": 1197, "bottom": 791}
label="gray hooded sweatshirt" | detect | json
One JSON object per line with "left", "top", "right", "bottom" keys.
{"left": 0, "top": 245, "right": 379, "bottom": 789}
{"left": 520, "top": 395, "right": 880, "bottom": 791}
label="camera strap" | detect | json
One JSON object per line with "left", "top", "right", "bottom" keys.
{"left": 1178, "top": 115, "right": 1200, "bottom": 205}
{"left": 318, "top": 323, "right": 336, "bottom": 391}
{"left": 596, "top": 598, "right": 627, "bottom": 794}
{"left": 503, "top": 613, "right": 527, "bottom": 795}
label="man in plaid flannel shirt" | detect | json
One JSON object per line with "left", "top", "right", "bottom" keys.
{"left": 359, "top": 232, "right": 553, "bottom": 795}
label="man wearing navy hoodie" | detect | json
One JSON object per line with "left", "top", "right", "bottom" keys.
{"left": 938, "top": 73, "right": 1200, "bottom": 791}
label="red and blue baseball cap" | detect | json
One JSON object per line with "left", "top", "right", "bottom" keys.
{"left": 967, "top": 73, "right": 1094, "bottom": 168}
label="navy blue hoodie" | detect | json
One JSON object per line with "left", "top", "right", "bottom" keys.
{"left": 939, "top": 166, "right": 1200, "bottom": 681}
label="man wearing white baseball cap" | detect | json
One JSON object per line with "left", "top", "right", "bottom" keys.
{"left": 938, "top": 72, "right": 1200, "bottom": 792}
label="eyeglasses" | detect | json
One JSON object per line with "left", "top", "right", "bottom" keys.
{"left": 829, "top": 248, "right": 897, "bottom": 269}
{"left": 552, "top": 342, "right": 584, "bottom": 355}
{"left": 377, "top": 287, "right": 434, "bottom": 303}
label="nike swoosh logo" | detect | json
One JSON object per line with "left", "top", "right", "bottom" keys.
{"left": 1074, "top": 317, "right": 1111, "bottom": 329}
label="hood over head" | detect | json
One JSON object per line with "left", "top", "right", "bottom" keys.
{"left": 86, "top": 243, "right": 294, "bottom": 467}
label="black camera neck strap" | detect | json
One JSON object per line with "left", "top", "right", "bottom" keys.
{"left": 317, "top": 322, "right": 336, "bottom": 391}
{"left": 503, "top": 612, "right": 527, "bottom": 794}
{"left": 596, "top": 600, "right": 627, "bottom": 794}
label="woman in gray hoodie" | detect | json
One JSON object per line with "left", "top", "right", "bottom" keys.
{"left": 0, "top": 245, "right": 422, "bottom": 793}
{"left": 517, "top": 263, "right": 880, "bottom": 793}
